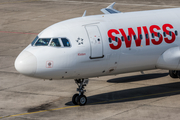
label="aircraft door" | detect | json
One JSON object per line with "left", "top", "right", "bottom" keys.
{"left": 85, "top": 25, "right": 104, "bottom": 59}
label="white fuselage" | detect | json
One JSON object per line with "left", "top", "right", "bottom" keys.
{"left": 15, "top": 8, "right": 180, "bottom": 79}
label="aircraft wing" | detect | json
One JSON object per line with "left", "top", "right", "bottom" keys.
{"left": 101, "top": 2, "right": 121, "bottom": 14}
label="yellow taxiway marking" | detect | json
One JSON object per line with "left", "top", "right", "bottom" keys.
{"left": 1, "top": 90, "right": 180, "bottom": 119}
{"left": 0, "top": 106, "right": 80, "bottom": 119}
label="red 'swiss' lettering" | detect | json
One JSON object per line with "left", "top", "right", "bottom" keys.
{"left": 108, "top": 23, "right": 177, "bottom": 50}
{"left": 107, "top": 29, "right": 122, "bottom": 50}
{"left": 163, "top": 24, "right": 176, "bottom": 44}
{"left": 128, "top": 27, "right": 142, "bottom": 47}
{"left": 119, "top": 28, "right": 130, "bottom": 48}
{"left": 150, "top": 25, "right": 163, "bottom": 45}
{"left": 142, "top": 26, "right": 150, "bottom": 46}
{"left": 119, "top": 27, "right": 142, "bottom": 48}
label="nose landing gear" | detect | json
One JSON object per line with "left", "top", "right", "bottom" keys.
{"left": 72, "top": 79, "right": 89, "bottom": 106}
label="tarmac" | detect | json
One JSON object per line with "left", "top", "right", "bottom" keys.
{"left": 0, "top": 0, "right": 180, "bottom": 120}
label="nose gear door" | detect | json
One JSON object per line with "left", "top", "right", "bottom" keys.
{"left": 85, "top": 25, "right": 104, "bottom": 59}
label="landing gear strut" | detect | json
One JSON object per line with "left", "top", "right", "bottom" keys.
{"left": 72, "top": 79, "right": 89, "bottom": 106}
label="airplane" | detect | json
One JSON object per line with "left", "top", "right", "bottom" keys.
{"left": 15, "top": 2, "right": 180, "bottom": 106}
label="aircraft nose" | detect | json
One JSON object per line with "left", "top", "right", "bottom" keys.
{"left": 15, "top": 51, "right": 37, "bottom": 76}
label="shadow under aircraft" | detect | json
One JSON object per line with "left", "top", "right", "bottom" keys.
{"left": 107, "top": 73, "right": 169, "bottom": 83}
{"left": 66, "top": 72, "right": 180, "bottom": 106}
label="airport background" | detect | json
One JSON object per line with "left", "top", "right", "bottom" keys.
{"left": 0, "top": 0, "right": 180, "bottom": 119}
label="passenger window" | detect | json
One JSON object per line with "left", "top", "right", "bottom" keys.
{"left": 61, "top": 38, "right": 71, "bottom": 47}
{"left": 163, "top": 32, "right": 166, "bottom": 37}
{"left": 108, "top": 37, "right": 112, "bottom": 43}
{"left": 146, "top": 34, "right": 148, "bottom": 39}
{"left": 169, "top": 31, "right": 172, "bottom": 36}
{"left": 175, "top": 30, "right": 178, "bottom": 36}
{"left": 50, "top": 38, "right": 61, "bottom": 47}
{"left": 134, "top": 35, "right": 137, "bottom": 40}
{"left": 35, "top": 38, "right": 51, "bottom": 46}
{"left": 127, "top": 36, "right": 131, "bottom": 41}
{"left": 152, "top": 33, "right": 155, "bottom": 38}
{"left": 31, "top": 36, "right": 39, "bottom": 46}
{"left": 121, "top": 36, "right": 124, "bottom": 41}
{"left": 115, "top": 37, "right": 118, "bottom": 42}
{"left": 140, "top": 34, "right": 143, "bottom": 39}
{"left": 157, "top": 33, "right": 160, "bottom": 37}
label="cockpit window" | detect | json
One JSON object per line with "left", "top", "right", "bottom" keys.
{"left": 31, "top": 36, "right": 39, "bottom": 46}
{"left": 61, "top": 38, "right": 70, "bottom": 47}
{"left": 50, "top": 38, "right": 61, "bottom": 47}
{"left": 35, "top": 38, "right": 51, "bottom": 46}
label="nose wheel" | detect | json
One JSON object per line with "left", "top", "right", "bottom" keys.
{"left": 72, "top": 79, "right": 89, "bottom": 106}
{"left": 72, "top": 94, "right": 79, "bottom": 105}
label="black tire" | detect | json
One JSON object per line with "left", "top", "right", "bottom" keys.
{"left": 169, "top": 70, "right": 178, "bottom": 78}
{"left": 77, "top": 95, "right": 87, "bottom": 106}
{"left": 72, "top": 94, "right": 79, "bottom": 105}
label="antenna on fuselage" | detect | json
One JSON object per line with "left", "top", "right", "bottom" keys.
{"left": 82, "top": 10, "right": 87, "bottom": 17}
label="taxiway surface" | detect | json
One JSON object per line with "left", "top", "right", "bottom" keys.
{"left": 1, "top": 0, "right": 180, "bottom": 120}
